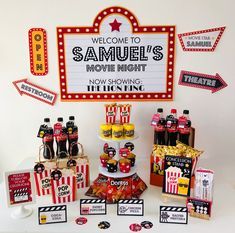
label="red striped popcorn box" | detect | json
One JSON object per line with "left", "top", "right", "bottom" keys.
{"left": 34, "top": 168, "right": 52, "bottom": 196}
{"left": 75, "top": 157, "right": 90, "bottom": 189}
{"left": 105, "top": 104, "right": 117, "bottom": 124}
{"left": 68, "top": 142, "right": 90, "bottom": 189}
{"left": 34, "top": 145, "right": 56, "bottom": 196}
{"left": 51, "top": 169, "right": 76, "bottom": 204}
{"left": 119, "top": 105, "right": 131, "bottom": 124}
{"left": 164, "top": 167, "right": 182, "bottom": 194}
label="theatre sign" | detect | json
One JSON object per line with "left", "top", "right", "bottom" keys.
{"left": 57, "top": 6, "right": 176, "bottom": 101}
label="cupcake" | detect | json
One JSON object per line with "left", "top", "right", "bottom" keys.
{"left": 106, "top": 159, "right": 118, "bottom": 173}
{"left": 119, "top": 158, "right": 131, "bottom": 173}
{"left": 100, "top": 153, "right": 110, "bottom": 167}
{"left": 112, "top": 124, "right": 123, "bottom": 140}
{"left": 127, "top": 153, "right": 136, "bottom": 167}
{"left": 123, "top": 123, "right": 135, "bottom": 139}
{"left": 100, "top": 124, "right": 112, "bottom": 138}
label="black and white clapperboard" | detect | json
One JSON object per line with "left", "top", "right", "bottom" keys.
{"left": 38, "top": 205, "right": 67, "bottom": 225}
{"left": 117, "top": 199, "right": 144, "bottom": 216}
{"left": 13, "top": 188, "right": 29, "bottom": 202}
{"left": 160, "top": 206, "right": 188, "bottom": 224}
{"left": 80, "top": 199, "right": 106, "bottom": 215}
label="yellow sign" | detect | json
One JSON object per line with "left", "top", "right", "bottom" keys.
{"left": 29, "top": 28, "right": 48, "bottom": 75}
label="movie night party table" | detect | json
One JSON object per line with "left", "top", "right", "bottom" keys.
{"left": 0, "top": 156, "right": 234, "bottom": 233}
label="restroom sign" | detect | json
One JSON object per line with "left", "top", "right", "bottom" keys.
{"left": 57, "top": 6, "right": 176, "bottom": 101}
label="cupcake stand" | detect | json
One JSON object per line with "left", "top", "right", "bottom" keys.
{"left": 86, "top": 104, "right": 147, "bottom": 203}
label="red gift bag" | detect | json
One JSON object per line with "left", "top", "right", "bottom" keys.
{"left": 50, "top": 157, "right": 77, "bottom": 204}
{"left": 34, "top": 145, "right": 56, "bottom": 196}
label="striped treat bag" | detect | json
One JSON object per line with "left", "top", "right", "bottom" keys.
{"left": 119, "top": 104, "right": 131, "bottom": 124}
{"left": 34, "top": 145, "right": 56, "bottom": 196}
{"left": 50, "top": 156, "right": 77, "bottom": 204}
{"left": 68, "top": 142, "right": 90, "bottom": 189}
{"left": 105, "top": 104, "right": 117, "bottom": 124}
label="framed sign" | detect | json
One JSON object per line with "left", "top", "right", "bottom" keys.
{"left": 163, "top": 155, "right": 192, "bottom": 197}
{"left": 57, "top": 6, "right": 175, "bottom": 101}
{"left": 5, "top": 169, "right": 36, "bottom": 207}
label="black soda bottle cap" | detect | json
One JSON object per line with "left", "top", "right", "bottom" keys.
{"left": 57, "top": 117, "right": 63, "bottom": 122}
{"left": 44, "top": 118, "right": 50, "bottom": 122}
{"left": 157, "top": 108, "right": 163, "bottom": 113}
{"left": 69, "top": 116, "right": 75, "bottom": 120}
{"left": 183, "top": 110, "right": 189, "bottom": 114}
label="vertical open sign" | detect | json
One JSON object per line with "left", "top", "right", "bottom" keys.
{"left": 28, "top": 28, "right": 48, "bottom": 75}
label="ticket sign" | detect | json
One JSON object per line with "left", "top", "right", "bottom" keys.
{"left": 5, "top": 170, "right": 35, "bottom": 207}
{"left": 57, "top": 6, "right": 175, "bottom": 101}
{"left": 28, "top": 28, "right": 48, "bottom": 75}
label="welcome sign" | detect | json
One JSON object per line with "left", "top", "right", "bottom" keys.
{"left": 57, "top": 6, "right": 175, "bottom": 101}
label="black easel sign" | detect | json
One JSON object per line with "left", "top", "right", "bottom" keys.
{"left": 163, "top": 155, "right": 192, "bottom": 197}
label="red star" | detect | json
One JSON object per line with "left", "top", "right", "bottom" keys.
{"left": 109, "top": 19, "right": 122, "bottom": 32}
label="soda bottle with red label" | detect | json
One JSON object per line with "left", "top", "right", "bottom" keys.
{"left": 153, "top": 108, "right": 166, "bottom": 145}
{"left": 55, "top": 117, "right": 68, "bottom": 158}
{"left": 166, "top": 109, "right": 178, "bottom": 146}
{"left": 178, "top": 110, "right": 191, "bottom": 145}
{"left": 42, "top": 118, "right": 55, "bottom": 159}
{"left": 66, "top": 116, "right": 79, "bottom": 156}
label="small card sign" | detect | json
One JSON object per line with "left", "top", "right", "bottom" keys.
{"left": 187, "top": 198, "right": 212, "bottom": 220}
{"left": 5, "top": 169, "right": 35, "bottom": 207}
{"left": 80, "top": 199, "right": 106, "bottom": 215}
{"left": 178, "top": 27, "right": 225, "bottom": 52}
{"left": 160, "top": 206, "right": 188, "bottom": 224}
{"left": 163, "top": 155, "right": 192, "bottom": 197}
{"left": 117, "top": 199, "right": 144, "bottom": 216}
{"left": 38, "top": 205, "right": 67, "bottom": 224}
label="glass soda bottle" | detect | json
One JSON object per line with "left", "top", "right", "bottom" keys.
{"left": 154, "top": 108, "right": 166, "bottom": 145}
{"left": 178, "top": 110, "right": 191, "bottom": 145}
{"left": 42, "top": 118, "right": 55, "bottom": 159}
{"left": 166, "top": 109, "right": 178, "bottom": 146}
{"left": 66, "top": 116, "right": 79, "bottom": 157}
{"left": 55, "top": 117, "right": 68, "bottom": 158}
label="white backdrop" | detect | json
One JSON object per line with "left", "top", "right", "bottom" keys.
{"left": 0, "top": 0, "right": 235, "bottom": 173}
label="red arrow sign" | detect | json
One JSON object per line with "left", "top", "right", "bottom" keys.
{"left": 179, "top": 70, "right": 227, "bottom": 93}
{"left": 13, "top": 79, "right": 57, "bottom": 105}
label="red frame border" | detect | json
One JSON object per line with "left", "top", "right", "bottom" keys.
{"left": 57, "top": 6, "right": 175, "bottom": 101}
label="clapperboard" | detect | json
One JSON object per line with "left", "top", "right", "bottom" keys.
{"left": 80, "top": 199, "right": 106, "bottom": 215}
{"left": 160, "top": 206, "right": 188, "bottom": 224}
{"left": 117, "top": 199, "right": 144, "bottom": 216}
{"left": 38, "top": 205, "right": 67, "bottom": 225}
{"left": 13, "top": 188, "right": 29, "bottom": 203}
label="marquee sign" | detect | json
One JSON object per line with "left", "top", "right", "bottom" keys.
{"left": 57, "top": 6, "right": 176, "bottom": 101}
